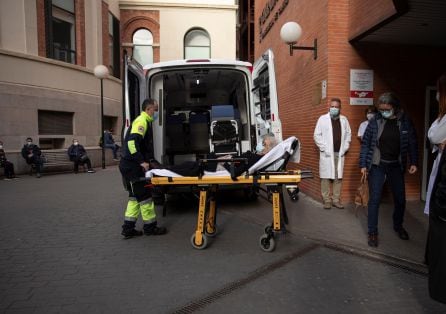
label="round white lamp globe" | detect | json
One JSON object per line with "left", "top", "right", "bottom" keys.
{"left": 280, "top": 22, "right": 303, "bottom": 44}
{"left": 94, "top": 65, "right": 109, "bottom": 79}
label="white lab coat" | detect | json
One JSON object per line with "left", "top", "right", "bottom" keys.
{"left": 424, "top": 115, "right": 446, "bottom": 214}
{"left": 314, "top": 113, "right": 352, "bottom": 179}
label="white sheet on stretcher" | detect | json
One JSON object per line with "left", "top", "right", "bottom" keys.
{"left": 145, "top": 136, "right": 300, "bottom": 178}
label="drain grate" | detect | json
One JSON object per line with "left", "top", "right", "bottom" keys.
{"left": 171, "top": 243, "right": 319, "bottom": 314}
{"left": 323, "top": 242, "right": 428, "bottom": 277}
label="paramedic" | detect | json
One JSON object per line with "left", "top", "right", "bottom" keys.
{"left": 119, "top": 98, "right": 167, "bottom": 238}
{"left": 314, "top": 98, "right": 352, "bottom": 209}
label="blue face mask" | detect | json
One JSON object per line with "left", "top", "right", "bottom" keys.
{"left": 152, "top": 112, "right": 159, "bottom": 121}
{"left": 256, "top": 142, "right": 264, "bottom": 153}
{"left": 380, "top": 109, "right": 393, "bottom": 119}
{"left": 329, "top": 107, "right": 340, "bottom": 117}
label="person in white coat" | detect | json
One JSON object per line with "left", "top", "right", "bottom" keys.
{"left": 314, "top": 98, "right": 352, "bottom": 209}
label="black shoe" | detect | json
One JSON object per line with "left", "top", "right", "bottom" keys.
{"left": 144, "top": 222, "right": 167, "bottom": 236}
{"left": 121, "top": 229, "right": 143, "bottom": 239}
{"left": 394, "top": 227, "right": 409, "bottom": 240}
{"left": 36, "top": 173, "right": 41, "bottom": 178}
{"left": 368, "top": 233, "right": 378, "bottom": 247}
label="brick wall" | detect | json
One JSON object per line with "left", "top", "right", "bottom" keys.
{"left": 120, "top": 9, "right": 160, "bottom": 63}
{"left": 35, "top": 0, "right": 86, "bottom": 66}
{"left": 255, "top": 0, "right": 446, "bottom": 203}
{"left": 36, "top": 0, "right": 46, "bottom": 57}
{"left": 349, "top": 0, "right": 396, "bottom": 41}
{"left": 75, "top": 0, "right": 86, "bottom": 67}
{"left": 102, "top": 1, "right": 109, "bottom": 71}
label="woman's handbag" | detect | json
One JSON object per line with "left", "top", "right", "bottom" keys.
{"left": 354, "top": 173, "right": 369, "bottom": 216}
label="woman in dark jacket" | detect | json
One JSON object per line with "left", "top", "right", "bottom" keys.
{"left": 426, "top": 73, "right": 446, "bottom": 304}
{"left": 359, "top": 92, "right": 418, "bottom": 247}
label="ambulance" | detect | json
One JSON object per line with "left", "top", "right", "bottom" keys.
{"left": 122, "top": 49, "right": 282, "bottom": 168}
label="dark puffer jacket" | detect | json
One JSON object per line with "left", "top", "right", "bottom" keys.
{"left": 359, "top": 111, "right": 418, "bottom": 172}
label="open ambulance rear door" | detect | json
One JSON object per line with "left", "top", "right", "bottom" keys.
{"left": 251, "top": 49, "right": 282, "bottom": 144}
{"left": 122, "top": 53, "right": 146, "bottom": 141}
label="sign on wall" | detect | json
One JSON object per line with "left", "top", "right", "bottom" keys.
{"left": 350, "top": 69, "right": 374, "bottom": 105}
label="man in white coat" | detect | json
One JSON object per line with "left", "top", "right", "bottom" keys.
{"left": 314, "top": 98, "right": 352, "bottom": 209}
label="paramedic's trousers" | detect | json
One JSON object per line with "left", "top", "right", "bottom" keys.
{"left": 119, "top": 160, "right": 156, "bottom": 226}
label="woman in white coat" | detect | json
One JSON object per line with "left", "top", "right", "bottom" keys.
{"left": 314, "top": 98, "right": 352, "bottom": 209}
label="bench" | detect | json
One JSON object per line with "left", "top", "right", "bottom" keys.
{"left": 29, "top": 150, "right": 73, "bottom": 175}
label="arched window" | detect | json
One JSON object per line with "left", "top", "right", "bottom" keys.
{"left": 184, "top": 29, "right": 210, "bottom": 59}
{"left": 133, "top": 29, "right": 153, "bottom": 65}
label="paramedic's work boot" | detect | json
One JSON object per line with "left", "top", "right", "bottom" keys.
{"left": 144, "top": 222, "right": 167, "bottom": 236}
{"left": 121, "top": 221, "right": 143, "bottom": 239}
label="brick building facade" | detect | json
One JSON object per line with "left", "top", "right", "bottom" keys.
{"left": 255, "top": 0, "right": 446, "bottom": 202}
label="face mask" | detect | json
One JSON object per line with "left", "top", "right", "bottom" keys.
{"left": 152, "top": 112, "right": 159, "bottom": 121}
{"left": 74, "top": 142, "right": 79, "bottom": 146}
{"left": 436, "top": 92, "right": 440, "bottom": 102}
{"left": 0, "top": 145, "right": 3, "bottom": 149}
{"left": 329, "top": 107, "right": 340, "bottom": 117}
{"left": 256, "top": 142, "right": 264, "bottom": 153}
{"left": 366, "top": 113, "right": 375, "bottom": 121}
{"left": 27, "top": 142, "right": 32, "bottom": 146}
{"left": 381, "top": 109, "right": 394, "bottom": 119}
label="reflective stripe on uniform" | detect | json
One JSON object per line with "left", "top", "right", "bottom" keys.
{"left": 128, "top": 140, "right": 137, "bottom": 154}
{"left": 140, "top": 200, "right": 156, "bottom": 222}
{"left": 124, "top": 199, "right": 139, "bottom": 219}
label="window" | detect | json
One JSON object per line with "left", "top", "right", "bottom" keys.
{"left": 45, "top": 0, "right": 76, "bottom": 64}
{"left": 184, "top": 29, "right": 210, "bottom": 59}
{"left": 104, "top": 116, "right": 118, "bottom": 134}
{"left": 109, "top": 12, "right": 120, "bottom": 78}
{"left": 38, "top": 110, "right": 74, "bottom": 135}
{"left": 133, "top": 29, "right": 153, "bottom": 65}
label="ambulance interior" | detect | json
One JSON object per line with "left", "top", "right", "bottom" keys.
{"left": 150, "top": 68, "right": 252, "bottom": 165}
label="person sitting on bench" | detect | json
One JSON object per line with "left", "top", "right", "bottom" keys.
{"left": 21, "top": 137, "right": 44, "bottom": 178}
{"left": 104, "top": 129, "right": 120, "bottom": 161}
{"left": 0, "top": 140, "right": 17, "bottom": 180}
{"left": 67, "top": 139, "right": 95, "bottom": 173}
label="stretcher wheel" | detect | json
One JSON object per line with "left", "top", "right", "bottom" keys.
{"left": 264, "top": 223, "right": 273, "bottom": 234}
{"left": 259, "top": 234, "right": 275, "bottom": 252}
{"left": 190, "top": 233, "right": 208, "bottom": 250}
{"left": 205, "top": 224, "right": 218, "bottom": 237}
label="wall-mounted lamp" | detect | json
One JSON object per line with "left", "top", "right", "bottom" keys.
{"left": 280, "top": 22, "right": 317, "bottom": 60}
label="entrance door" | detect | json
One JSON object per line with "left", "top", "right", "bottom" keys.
{"left": 421, "top": 86, "right": 438, "bottom": 201}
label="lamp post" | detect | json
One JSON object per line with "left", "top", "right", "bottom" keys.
{"left": 94, "top": 65, "right": 109, "bottom": 169}
{"left": 280, "top": 22, "right": 318, "bottom": 60}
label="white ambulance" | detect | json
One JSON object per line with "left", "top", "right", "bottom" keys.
{"left": 122, "top": 49, "right": 282, "bottom": 167}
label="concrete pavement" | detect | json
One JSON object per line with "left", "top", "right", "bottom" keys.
{"left": 0, "top": 167, "right": 445, "bottom": 313}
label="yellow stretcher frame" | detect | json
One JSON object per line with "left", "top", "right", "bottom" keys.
{"left": 147, "top": 169, "right": 311, "bottom": 252}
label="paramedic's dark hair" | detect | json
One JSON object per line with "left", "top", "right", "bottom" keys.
{"left": 378, "top": 92, "right": 400, "bottom": 111}
{"left": 142, "top": 98, "right": 157, "bottom": 111}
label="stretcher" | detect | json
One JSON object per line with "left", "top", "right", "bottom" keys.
{"left": 142, "top": 137, "right": 313, "bottom": 252}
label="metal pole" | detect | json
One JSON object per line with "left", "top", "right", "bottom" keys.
{"left": 100, "top": 78, "right": 105, "bottom": 169}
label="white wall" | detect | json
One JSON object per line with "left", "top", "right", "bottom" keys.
{"left": 160, "top": 7, "right": 236, "bottom": 60}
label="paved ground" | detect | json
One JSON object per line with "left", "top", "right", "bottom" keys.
{"left": 0, "top": 167, "right": 445, "bottom": 313}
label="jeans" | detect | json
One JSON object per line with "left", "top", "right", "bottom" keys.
{"left": 367, "top": 162, "right": 406, "bottom": 235}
